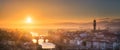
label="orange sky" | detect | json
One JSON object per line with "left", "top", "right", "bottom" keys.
{"left": 0, "top": 0, "right": 120, "bottom": 30}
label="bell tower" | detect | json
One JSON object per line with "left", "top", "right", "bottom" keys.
{"left": 93, "top": 19, "right": 96, "bottom": 31}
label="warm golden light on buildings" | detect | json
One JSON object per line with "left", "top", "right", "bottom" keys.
{"left": 45, "top": 39, "right": 49, "bottom": 43}
{"left": 30, "top": 32, "right": 39, "bottom": 37}
{"left": 32, "top": 39, "right": 37, "bottom": 43}
{"left": 38, "top": 39, "right": 44, "bottom": 45}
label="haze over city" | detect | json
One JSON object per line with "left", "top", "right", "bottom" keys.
{"left": 0, "top": 0, "right": 120, "bottom": 27}
{"left": 0, "top": 0, "right": 120, "bottom": 50}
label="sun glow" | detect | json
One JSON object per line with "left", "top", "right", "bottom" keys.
{"left": 26, "top": 16, "right": 32, "bottom": 23}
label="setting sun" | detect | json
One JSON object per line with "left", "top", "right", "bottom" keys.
{"left": 26, "top": 16, "right": 32, "bottom": 23}
{"left": 0, "top": 0, "right": 120, "bottom": 50}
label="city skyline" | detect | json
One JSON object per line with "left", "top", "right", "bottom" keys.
{"left": 0, "top": 1, "right": 120, "bottom": 50}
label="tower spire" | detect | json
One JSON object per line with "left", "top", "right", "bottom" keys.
{"left": 93, "top": 19, "right": 96, "bottom": 32}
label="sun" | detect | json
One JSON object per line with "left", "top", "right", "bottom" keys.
{"left": 26, "top": 16, "right": 32, "bottom": 23}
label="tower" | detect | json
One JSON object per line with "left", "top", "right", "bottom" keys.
{"left": 93, "top": 19, "right": 96, "bottom": 31}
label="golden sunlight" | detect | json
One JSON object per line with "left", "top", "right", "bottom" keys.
{"left": 26, "top": 16, "right": 32, "bottom": 23}
{"left": 32, "top": 39, "right": 37, "bottom": 43}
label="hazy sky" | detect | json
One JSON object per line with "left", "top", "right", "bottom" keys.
{"left": 0, "top": 0, "right": 120, "bottom": 24}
